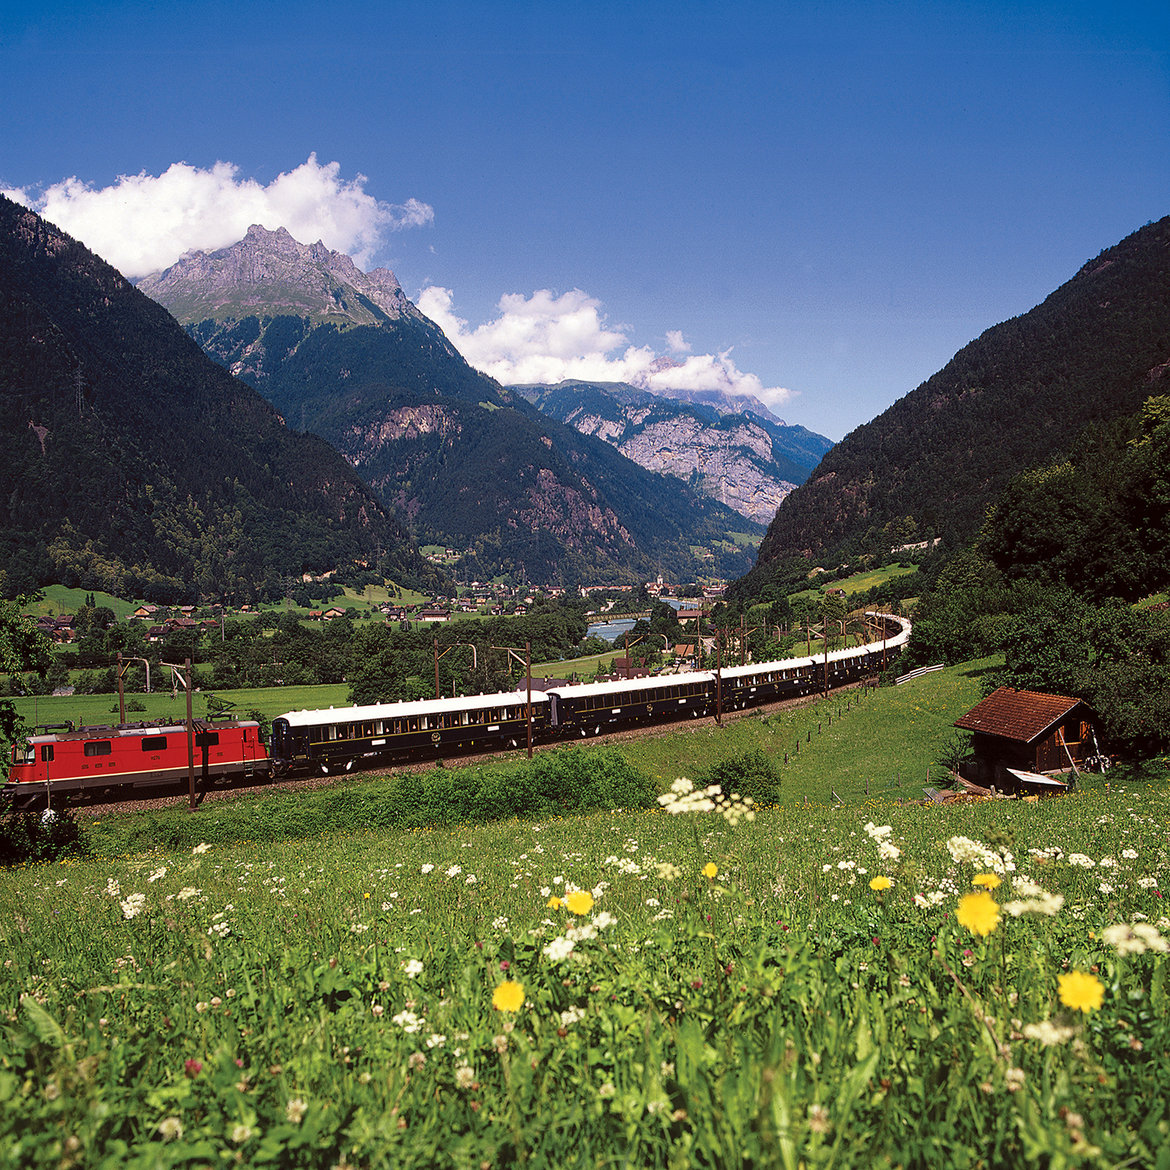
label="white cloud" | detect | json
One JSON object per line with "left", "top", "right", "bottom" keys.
{"left": 3, "top": 155, "right": 432, "bottom": 278}
{"left": 418, "top": 285, "right": 794, "bottom": 411}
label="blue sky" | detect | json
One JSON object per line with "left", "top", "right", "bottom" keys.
{"left": 3, "top": 0, "right": 1167, "bottom": 439}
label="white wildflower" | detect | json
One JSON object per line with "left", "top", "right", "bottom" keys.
{"left": 1022, "top": 1019, "right": 1076, "bottom": 1046}
{"left": 543, "top": 936, "right": 576, "bottom": 962}
{"left": 392, "top": 1010, "right": 423, "bottom": 1034}
{"left": 1003, "top": 892, "right": 1064, "bottom": 918}
{"left": 120, "top": 893, "right": 146, "bottom": 920}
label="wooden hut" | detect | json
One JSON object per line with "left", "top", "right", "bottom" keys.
{"left": 953, "top": 687, "right": 1098, "bottom": 793}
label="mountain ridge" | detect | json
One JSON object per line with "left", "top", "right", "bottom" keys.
{"left": 735, "top": 213, "right": 1170, "bottom": 598}
{"left": 0, "top": 196, "right": 444, "bottom": 601}
{"left": 139, "top": 230, "right": 761, "bottom": 584}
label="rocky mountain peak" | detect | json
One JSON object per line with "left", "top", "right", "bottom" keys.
{"left": 137, "top": 224, "right": 421, "bottom": 329}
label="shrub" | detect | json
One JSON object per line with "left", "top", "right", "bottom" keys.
{"left": 695, "top": 747, "right": 782, "bottom": 803}
{"left": 0, "top": 808, "right": 90, "bottom": 866}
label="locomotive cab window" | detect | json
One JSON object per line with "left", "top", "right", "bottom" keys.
{"left": 141, "top": 736, "right": 168, "bottom": 752}
{"left": 84, "top": 741, "right": 112, "bottom": 757}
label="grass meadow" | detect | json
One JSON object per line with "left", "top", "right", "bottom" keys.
{"left": 3, "top": 668, "right": 1170, "bottom": 1167}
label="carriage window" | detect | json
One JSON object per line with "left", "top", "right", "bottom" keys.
{"left": 40, "top": 745, "right": 54, "bottom": 762}
{"left": 141, "top": 736, "right": 167, "bottom": 752}
{"left": 84, "top": 741, "right": 112, "bottom": 756}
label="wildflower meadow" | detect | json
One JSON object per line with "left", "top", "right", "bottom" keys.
{"left": 2, "top": 776, "right": 1169, "bottom": 1168}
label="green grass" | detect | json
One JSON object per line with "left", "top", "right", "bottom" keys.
{"left": 613, "top": 658, "right": 997, "bottom": 805}
{"left": 20, "top": 585, "right": 142, "bottom": 622}
{"left": 9, "top": 684, "right": 351, "bottom": 729}
{"left": 786, "top": 562, "right": 918, "bottom": 607}
{"left": 531, "top": 649, "right": 626, "bottom": 679}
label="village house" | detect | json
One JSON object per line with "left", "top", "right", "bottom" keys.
{"left": 953, "top": 687, "right": 1101, "bottom": 794}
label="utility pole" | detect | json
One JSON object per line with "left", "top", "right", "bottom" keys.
{"left": 714, "top": 629, "right": 724, "bottom": 726}
{"left": 623, "top": 633, "right": 644, "bottom": 679}
{"left": 491, "top": 642, "right": 533, "bottom": 758}
{"left": 116, "top": 653, "right": 152, "bottom": 723}
{"left": 434, "top": 639, "right": 478, "bottom": 699}
{"left": 162, "top": 659, "right": 197, "bottom": 809}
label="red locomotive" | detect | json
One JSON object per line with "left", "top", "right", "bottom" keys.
{"left": 6, "top": 718, "right": 270, "bottom": 804}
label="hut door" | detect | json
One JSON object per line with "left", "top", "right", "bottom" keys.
{"left": 1036, "top": 735, "right": 1062, "bottom": 773}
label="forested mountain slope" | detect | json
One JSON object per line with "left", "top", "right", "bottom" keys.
{"left": 737, "top": 215, "right": 1170, "bottom": 598}
{"left": 0, "top": 197, "right": 442, "bottom": 602}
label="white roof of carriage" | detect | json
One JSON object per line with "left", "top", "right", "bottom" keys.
{"left": 545, "top": 670, "right": 715, "bottom": 701}
{"left": 277, "top": 689, "right": 548, "bottom": 729}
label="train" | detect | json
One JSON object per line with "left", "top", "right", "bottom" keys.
{"left": 4, "top": 716, "right": 270, "bottom": 806}
{"left": 269, "top": 612, "right": 911, "bottom": 775}
{"left": 3, "top": 612, "right": 910, "bottom": 805}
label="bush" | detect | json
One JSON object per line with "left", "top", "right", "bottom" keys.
{"left": 694, "top": 747, "right": 782, "bottom": 803}
{"left": 0, "top": 808, "right": 91, "bottom": 866}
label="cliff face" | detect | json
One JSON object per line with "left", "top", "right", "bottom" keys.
{"left": 513, "top": 381, "right": 831, "bottom": 526}
{"left": 567, "top": 408, "right": 795, "bottom": 524}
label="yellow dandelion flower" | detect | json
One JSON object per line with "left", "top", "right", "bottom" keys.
{"left": 1057, "top": 970, "right": 1104, "bottom": 1014}
{"left": 869, "top": 875, "right": 893, "bottom": 891}
{"left": 565, "top": 890, "right": 594, "bottom": 915}
{"left": 956, "top": 890, "right": 1000, "bottom": 937}
{"left": 702, "top": 862, "right": 718, "bottom": 879}
{"left": 492, "top": 980, "right": 525, "bottom": 1012}
{"left": 972, "top": 873, "right": 1001, "bottom": 889}
{"left": 547, "top": 896, "right": 562, "bottom": 910}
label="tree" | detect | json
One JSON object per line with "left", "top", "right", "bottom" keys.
{"left": 993, "top": 591, "right": 1093, "bottom": 696}
{"left": 1, "top": 600, "right": 54, "bottom": 775}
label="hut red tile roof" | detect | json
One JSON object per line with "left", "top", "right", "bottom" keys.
{"left": 954, "top": 687, "right": 1085, "bottom": 744}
